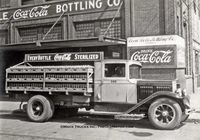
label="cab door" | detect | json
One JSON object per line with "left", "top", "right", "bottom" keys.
{"left": 101, "top": 62, "right": 137, "bottom": 103}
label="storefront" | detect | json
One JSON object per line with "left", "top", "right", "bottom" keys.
{"left": 0, "top": 0, "right": 129, "bottom": 95}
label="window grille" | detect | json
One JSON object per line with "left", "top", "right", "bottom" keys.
{"left": 19, "top": 24, "right": 62, "bottom": 42}
{"left": 43, "top": 25, "right": 62, "bottom": 40}
{"left": 74, "top": 19, "right": 121, "bottom": 39}
{"left": 19, "top": 27, "right": 37, "bottom": 42}
{"left": 0, "top": 0, "right": 10, "bottom": 8}
{"left": 75, "top": 22, "right": 95, "bottom": 38}
{"left": 100, "top": 19, "right": 121, "bottom": 38}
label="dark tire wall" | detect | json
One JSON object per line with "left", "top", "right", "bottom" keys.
{"left": 27, "top": 95, "right": 55, "bottom": 122}
{"left": 148, "top": 98, "right": 182, "bottom": 130}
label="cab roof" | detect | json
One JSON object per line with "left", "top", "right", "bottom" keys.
{"left": 101, "top": 59, "right": 142, "bottom": 67}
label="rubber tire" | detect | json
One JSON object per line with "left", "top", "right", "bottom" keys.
{"left": 148, "top": 98, "right": 182, "bottom": 130}
{"left": 181, "top": 114, "right": 189, "bottom": 122}
{"left": 46, "top": 96, "right": 55, "bottom": 120}
{"left": 27, "top": 95, "right": 54, "bottom": 122}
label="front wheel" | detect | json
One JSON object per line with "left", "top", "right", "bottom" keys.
{"left": 27, "top": 95, "right": 55, "bottom": 122}
{"left": 148, "top": 98, "right": 182, "bottom": 130}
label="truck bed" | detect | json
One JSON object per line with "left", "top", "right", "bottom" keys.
{"left": 6, "top": 65, "right": 94, "bottom": 95}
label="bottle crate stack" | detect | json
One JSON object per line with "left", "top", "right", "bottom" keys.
{"left": 6, "top": 65, "right": 94, "bottom": 95}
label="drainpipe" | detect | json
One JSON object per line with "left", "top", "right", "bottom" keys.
{"left": 187, "top": 0, "right": 195, "bottom": 93}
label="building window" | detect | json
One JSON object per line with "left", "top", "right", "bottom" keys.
{"left": 21, "top": 0, "right": 35, "bottom": 5}
{"left": 195, "top": 51, "right": 199, "bottom": 75}
{"left": 43, "top": 24, "right": 63, "bottom": 40}
{"left": 0, "top": 30, "right": 8, "bottom": 44}
{"left": 75, "top": 22, "right": 95, "bottom": 39}
{"left": 19, "top": 24, "right": 62, "bottom": 42}
{"left": 100, "top": 19, "right": 121, "bottom": 38}
{"left": 0, "top": 0, "right": 10, "bottom": 8}
{"left": 193, "top": 1, "right": 197, "bottom": 14}
{"left": 177, "top": 16, "right": 180, "bottom": 35}
{"left": 74, "top": 19, "right": 121, "bottom": 39}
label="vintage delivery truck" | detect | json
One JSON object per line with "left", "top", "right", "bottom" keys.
{"left": 5, "top": 52, "right": 191, "bottom": 130}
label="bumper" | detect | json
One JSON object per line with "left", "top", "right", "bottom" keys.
{"left": 185, "top": 108, "right": 195, "bottom": 115}
{"left": 182, "top": 94, "right": 195, "bottom": 115}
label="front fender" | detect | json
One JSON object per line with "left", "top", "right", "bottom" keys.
{"left": 150, "top": 91, "right": 191, "bottom": 110}
{"left": 124, "top": 91, "right": 190, "bottom": 114}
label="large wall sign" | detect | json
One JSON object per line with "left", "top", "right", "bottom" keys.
{"left": 129, "top": 47, "right": 175, "bottom": 65}
{"left": 127, "top": 35, "right": 186, "bottom": 68}
{"left": 25, "top": 52, "right": 103, "bottom": 62}
{"left": 0, "top": 0, "right": 122, "bottom": 21}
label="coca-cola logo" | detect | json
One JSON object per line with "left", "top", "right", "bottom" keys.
{"left": 54, "top": 54, "right": 72, "bottom": 61}
{"left": 130, "top": 49, "right": 173, "bottom": 64}
{"left": 13, "top": 5, "right": 50, "bottom": 20}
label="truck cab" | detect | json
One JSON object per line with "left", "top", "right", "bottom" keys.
{"left": 94, "top": 59, "right": 141, "bottom": 104}
{"left": 5, "top": 52, "right": 191, "bottom": 130}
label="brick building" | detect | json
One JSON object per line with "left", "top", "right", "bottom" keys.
{"left": 0, "top": 0, "right": 199, "bottom": 95}
{"left": 189, "top": 0, "right": 200, "bottom": 93}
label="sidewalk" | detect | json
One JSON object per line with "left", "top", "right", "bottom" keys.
{"left": 189, "top": 93, "right": 200, "bottom": 111}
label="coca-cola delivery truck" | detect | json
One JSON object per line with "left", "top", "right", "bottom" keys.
{"left": 5, "top": 52, "right": 191, "bottom": 130}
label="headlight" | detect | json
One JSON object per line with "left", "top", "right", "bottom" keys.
{"left": 182, "top": 89, "right": 187, "bottom": 96}
{"left": 175, "top": 88, "right": 182, "bottom": 96}
{"left": 175, "top": 88, "right": 187, "bottom": 97}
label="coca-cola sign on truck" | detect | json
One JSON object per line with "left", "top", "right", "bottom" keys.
{"left": 129, "top": 47, "right": 175, "bottom": 65}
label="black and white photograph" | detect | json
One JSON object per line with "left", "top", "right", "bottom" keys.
{"left": 0, "top": 0, "right": 200, "bottom": 140}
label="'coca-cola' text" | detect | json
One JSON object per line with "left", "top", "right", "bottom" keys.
{"left": 130, "top": 49, "right": 173, "bottom": 64}
{"left": 13, "top": 5, "right": 50, "bottom": 20}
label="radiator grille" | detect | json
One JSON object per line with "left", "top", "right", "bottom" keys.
{"left": 137, "top": 81, "right": 173, "bottom": 101}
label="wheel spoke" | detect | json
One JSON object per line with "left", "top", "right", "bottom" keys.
{"left": 165, "top": 117, "right": 170, "bottom": 123}
{"left": 167, "top": 116, "right": 173, "bottom": 121}
{"left": 154, "top": 104, "right": 176, "bottom": 124}
{"left": 160, "top": 105, "right": 165, "bottom": 111}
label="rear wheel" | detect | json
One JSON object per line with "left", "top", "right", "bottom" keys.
{"left": 148, "top": 98, "right": 182, "bottom": 130}
{"left": 27, "top": 95, "right": 54, "bottom": 122}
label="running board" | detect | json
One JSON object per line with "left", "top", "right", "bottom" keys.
{"left": 114, "top": 114, "right": 145, "bottom": 120}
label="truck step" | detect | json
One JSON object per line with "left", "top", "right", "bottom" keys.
{"left": 78, "top": 109, "right": 121, "bottom": 116}
{"left": 114, "top": 114, "right": 145, "bottom": 120}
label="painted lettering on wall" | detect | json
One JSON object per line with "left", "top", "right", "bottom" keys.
{"left": 56, "top": 0, "right": 121, "bottom": 13}
{"left": 0, "top": 0, "right": 122, "bottom": 21}
{"left": 13, "top": 5, "right": 50, "bottom": 20}
{"left": 0, "top": 12, "right": 8, "bottom": 21}
{"left": 127, "top": 35, "right": 185, "bottom": 47}
{"left": 129, "top": 48, "right": 174, "bottom": 65}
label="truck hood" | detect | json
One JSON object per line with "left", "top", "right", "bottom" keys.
{"left": 137, "top": 79, "right": 176, "bottom": 101}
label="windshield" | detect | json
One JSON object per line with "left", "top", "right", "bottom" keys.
{"left": 105, "top": 63, "right": 125, "bottom": 77}
{"left": 129, "top": 64, "right": 141, "bottom": 79}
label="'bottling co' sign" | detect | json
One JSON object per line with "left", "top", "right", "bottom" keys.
{"left": 0, "top": 0, "right": 122, "bottom": 21}
{"left": 129, "top": 47, "right": 175, "bottom": 65}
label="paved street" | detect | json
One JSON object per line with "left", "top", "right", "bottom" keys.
{"left": 0, "top": 93, "right": 200, "bottom": 140}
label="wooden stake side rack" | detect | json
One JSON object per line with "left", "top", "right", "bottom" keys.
{"left": 6, "top": 65, "right": 94, "bottom": 96}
